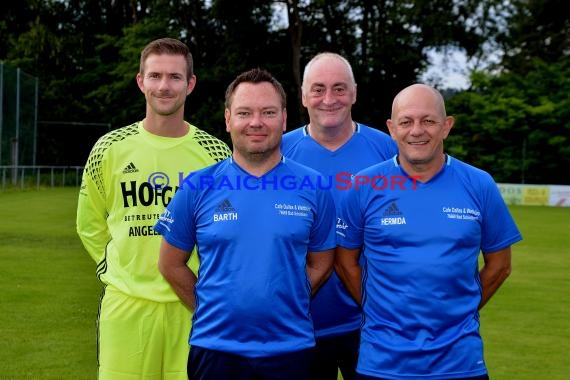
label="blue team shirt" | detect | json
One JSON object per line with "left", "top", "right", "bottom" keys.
{"left": 282, "top": 123, "right": 397, "bottom": 336}
{"left": 337, "top": 155, "right": 523, "bottom": 379}
{"left": 154, "top": 156, "right": 336, "bottom": 357}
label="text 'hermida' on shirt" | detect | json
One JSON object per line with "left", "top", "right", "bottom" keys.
{"left": 178, "top": 172, "right": 422, "bottom": 191}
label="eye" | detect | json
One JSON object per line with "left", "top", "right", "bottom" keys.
{"left": 334, "top": 86, "right": 347, "bottom": 95}
{"left": 263, "top": 110, "right": 277, "bottom": 118}
{"left": 422, "top": 119, "right": 438, "bottom": 127}
{"left": 398, "top": 120, "right": 412, "bottom": 128}
{"left": 311, "top": 87, "right": 324, "bottom": 96}
{"left": 236, "top": 111, "right": 250, "bottom": 117}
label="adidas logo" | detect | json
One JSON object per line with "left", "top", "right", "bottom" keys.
{"left": 214, "top": 199, "right": 238, "bottom": 222}
{"left": 122, "top": 162, "right": 139, "bottom": 174}
{"left": 380, "top": 201, "right": 406, "bottom": 225}
{"left": 215, "top": 199, "right": 236, "bottom": 213}
{"left": 383, "top": 202, "right": 402, "bottom": 216}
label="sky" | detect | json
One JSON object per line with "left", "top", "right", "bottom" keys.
{"left": 421, "top": 49, "right": 471, "bottom": 90}
{"left": 270, "top": 3, "right": 482, "bottom": 91}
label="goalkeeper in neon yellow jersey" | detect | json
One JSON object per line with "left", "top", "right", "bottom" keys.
{"left": 76, "top": 37, "right": 230, "bottom": 380}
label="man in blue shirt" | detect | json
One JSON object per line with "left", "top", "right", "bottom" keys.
{"left": 155, "top": 68, "right": 336, "bottom": 380}
{"left": 282, "top": 52, "right": 397, "bottom": 380}
{"left": 336, "top": 83, "right": 523, "bottom": 380}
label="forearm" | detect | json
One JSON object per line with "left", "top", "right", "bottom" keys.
{"left": 77, "top": 227, "right": 111, "bottom": 263}
{"left": 161, "top": 265, "right": 197, "bottom": 310}
{"left": 76, "top": 175, "right": 110, "bottom": 264}
{"left": 307, "top": 249, "right": 334, "bottom": 295}
{"left": 335, "top": 262, "right": 362, "bottom": 305}
{"left": 478, "top": 249, "right": 512, "bottom": 309}
{"left": 158, "top": 239, "right": 197, "bottom": 310}
{"left": 334, "top": 246, "right": 362, "bottom": 305}
{"left": 308, "top": 265, "right": 333, "bottom": 295}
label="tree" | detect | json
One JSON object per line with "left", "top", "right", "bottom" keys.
{"left": 446, "top": 59, "right": 570, "bottom": 184}
{"left": 443, "top": 0, "right": 570, "bottom": 184}
{"left": 499, "top": 0, "right": 570, "bottom": 74}
{"left": 3, "top": 0, "right": 565, "bottom": 186}
{"left": 280, "top": 0, "right": 511, "bottom": 130}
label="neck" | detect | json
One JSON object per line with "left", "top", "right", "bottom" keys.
{"left": 232, "top": 151, "right": 282, "bottom": 177}
{"left": 307, "top": 121, "right": 355, "bottom": 151}
{"left": 398, "top": 153, "right": 446, "bottom": 183}
{"left": 142, "top": 115, "right": 189, "bottom": 138}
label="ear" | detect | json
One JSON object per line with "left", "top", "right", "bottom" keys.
{"left": 301, "top": 90, "right": 309, "bottom": 108}
{"left": 352, "top": 83, "right": 357, "bottom": 105}
{"left": 442, "top": 116, "right": 455, "bottom": 139}
{"left": 386, "top": 119, "right": 397, "bottom": 139}
{"left": 225, "top": 108, "right": 231, "bottom": 132}
{"left": 136, "top": 73, "right": 144, "bottom": 93}
{"left": 282, "top": 108, "right": 287, "bottom": 132}
{"left": 186, "top": 75, "right": 197, "bottom": 95}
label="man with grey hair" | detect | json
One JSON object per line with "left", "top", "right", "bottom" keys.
{"left": 282, "top": 52, "right": 397, "bottom": 380}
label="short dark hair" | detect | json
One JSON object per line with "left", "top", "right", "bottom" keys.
{"left": 225, "top": 68, "right": 287, "bottom": 109}
{"left": 139, "top": 38, "right": 194, "bottom": 80}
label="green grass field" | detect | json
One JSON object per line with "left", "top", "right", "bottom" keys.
{"left": 0, "top": 188, "right": 568, "bottom": 379}
{"left": 0, "top": 188, "right": 100, "bottom": 379}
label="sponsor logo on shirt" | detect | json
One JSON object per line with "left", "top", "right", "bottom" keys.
{"left": 336, "top": 217, "right": 348, "bottom": 231}
{"left": 380, "top": 202, "right": 407, "bottom": 225}
{"left": 442, "top": 206, "right": 481, "bottom": 221}
{"left": 275, "top": 202, "right": 311, "bottom": 217}
{"left": 214, "top": 199, "right": 238, "bottom": 221}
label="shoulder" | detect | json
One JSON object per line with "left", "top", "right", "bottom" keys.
{"left": 448, "top": 156, "right": 497, "bottom": 187}
{"left": 357, "top": 156, "right": 396, "bottom": 176}
{"left": 93, "top": 123, "right": 140, "bottom": 150}
{"left": 281, "top": 126, "right": 307, "bottom": 151}
{"left": 190, "top": 125, "right": 232, "bottom": 162}
{"left": 450, "top": 156, "right": 493, "bottom": 178}
{"left": 178, "top": 158, "right": 230, "bottom": 192}
{"left": 81, "top": 123, "right": 141, "bottom": 183}
{"left": 283, "top": 126, "right": 306, "bottom": 140}
{"left": 192, "top": 157, "right": 230, "bottom": 177}
{"left": 86, "top": 123, "right": 141, "bottom": 163}
{"left": 282, "top": 157, "right": 323, "bottom": 177}
{"left": 354, "top": 123, "right": 397, "bottom": 157}
{"left": 357, "top": 124, "right": 391, "bottom": 139}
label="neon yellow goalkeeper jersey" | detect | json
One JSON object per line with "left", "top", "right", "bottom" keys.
{"left": 77, "top": 121, "right": 231, "bottom": 301}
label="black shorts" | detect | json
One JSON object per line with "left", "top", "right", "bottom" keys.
{"left": 188, "top": 345, "right": 314, "bottom": 380}
{"left": 311, "top": 329, "right": 360, "bottom": 380}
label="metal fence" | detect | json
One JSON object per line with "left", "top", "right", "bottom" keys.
{"left": 1, "top": 63, "right": 38, "bottom": 166}
{"left": 1, "top": 165, "right": 83, "bottom": 191}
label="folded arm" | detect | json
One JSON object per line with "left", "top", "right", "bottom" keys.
{"left": 335, "top": 246, "right": 362, "bottom": 305}
{"left": 479, "top": 246, "right": 512, "bottom": 309}
{"left": 158, "top": 238, "right": 197, "bottom": 310}
{"left": 307, "top": 249, "right": 335, "bottom": 295}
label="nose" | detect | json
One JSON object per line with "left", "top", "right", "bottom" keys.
{"left": 248, "top": 112, "right": 264, "bottom": 127}
{"left": 157, "top": 77, "right": 170, "bottom": 90}
{"left": 322, "top": 89, "right": 336, "bottom": 104}
{"left": 409, "top": 121, "right": 425, "bottom": 135}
